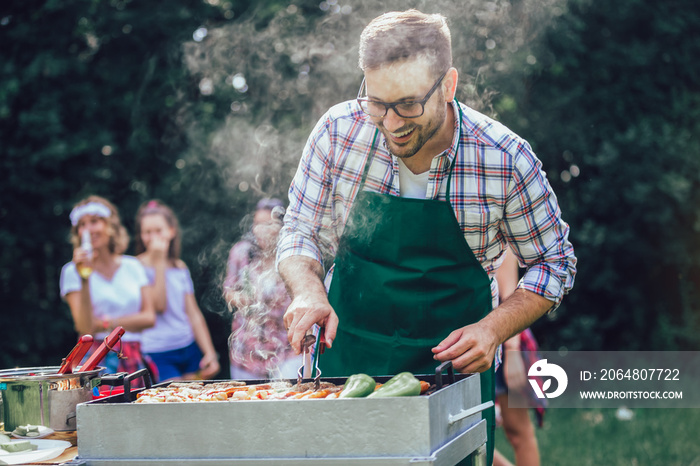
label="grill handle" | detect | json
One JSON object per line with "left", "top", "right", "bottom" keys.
{"left": 122, "top": 368, "right": 152, "bottom": 402}
{"left": 434, "top": 360, "right": 455, "bottom": 390}
{"left": 448, "top": 400, "right": 494, "bottom": 425}
{"left": 100, "top": 368, "right": 152, "bottom": 402}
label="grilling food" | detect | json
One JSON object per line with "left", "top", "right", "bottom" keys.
{"left": 419, "top": 380, "right": 431, "bottom": 394}
{"left": 133, "top": 373, "right": 429, "bottom": 403}
{"left": 135, "top": 380, "right": 344, "bottom": 403}
{"left": 338, "top": 373, "right": 376, "bottom": 398}
{"left": 367, "top": 372, "right": 422, "bottom": 398}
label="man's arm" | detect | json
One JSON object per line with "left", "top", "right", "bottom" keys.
{"left": 277, "top": 110, "right": 343, "bottom": 354}
{"left": 279, "top": 255, "right": 339, "bottom": 354}
{"left": 434, "top": 131, "right": 576, "bottom": 374}
{"left": 432, "top": 289, "right": 551, "bottom": 373}
{"left": 504, "top": 140, "right": 576, "bottom": 312}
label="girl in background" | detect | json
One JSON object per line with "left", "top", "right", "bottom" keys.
{"left": 134, "top": 200, "right": 220, "bottom": 382}
{"left": 60, "top": 195, "right": 156, "bottom": 379}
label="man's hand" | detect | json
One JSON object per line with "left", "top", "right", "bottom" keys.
{"left": 432, "top": 289, "right": 553, "bottom": 374}
{"left": 279, "top": 255, "right": 338, "bottom": 354}
{"left": 283, "top": 291, "right": 338, "bottom": 354}
{"left": 431, "top": 322, "right": 500, "bottom": 373}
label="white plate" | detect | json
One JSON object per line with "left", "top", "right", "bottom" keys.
{"left": 0, "top": 439, "right": 71, "bottom": 465}
{"left": 10, "top": 426, "right": 54, "bottom": 439}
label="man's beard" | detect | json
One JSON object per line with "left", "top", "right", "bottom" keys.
{"left": 378, "top": 102, "right": 447, "bottom": 160}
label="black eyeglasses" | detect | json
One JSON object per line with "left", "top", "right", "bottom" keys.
{"left": 356, "top": 70, "right": 448, "bottom": 119}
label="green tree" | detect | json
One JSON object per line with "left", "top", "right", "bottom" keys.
{"left": 7, "top": 0, "right": 695, "bottom": 373}
{"left": 0, "top": 0, "right": 268, "bottom": 369}
{"left": 492, "top": 0, "right": 700, "bottom": 350}
{"left": 0, "top": 0, "right": 576, "bottom": 369}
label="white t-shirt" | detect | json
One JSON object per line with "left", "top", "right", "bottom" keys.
{"left": 140, "top": 266, "right": 196, "bottom": 353}
{"left": 398, "top": 159, "right": 430, "bottom": 199}
{"left": 60, "top": 255, "right": 149, "bottom": 342}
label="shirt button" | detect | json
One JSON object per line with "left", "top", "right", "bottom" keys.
{"left": 444, "top": 159, "right": 451, "bottom": 169}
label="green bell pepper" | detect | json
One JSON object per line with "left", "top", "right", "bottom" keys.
{"left": 339, "top": 373, "right": 376, "bottom": 398}
{"left": 367, "top": 372, "right": 422, "bottom": 398}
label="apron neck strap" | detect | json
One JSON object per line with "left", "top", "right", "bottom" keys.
{"left": 360, "top": 100, "right": 463, "bottom": 196}
{"left": 359, "top": 129, "right": 380, "bottom": 188}
{"left": 445, "top": 100, "right": 463, "bottom": 199}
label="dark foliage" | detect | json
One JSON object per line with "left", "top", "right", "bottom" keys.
{"left": 492, "top": 0, "right": 700, "bottom": 351}
{"left": 2, "top": 0, "right": 699, "bottom": 374}
{"left": 0, "top": 0, "right": 307, "bottom": 371}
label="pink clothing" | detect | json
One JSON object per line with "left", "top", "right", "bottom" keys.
{"left": 225, "top": 240, "right": 295, "bottom": 378}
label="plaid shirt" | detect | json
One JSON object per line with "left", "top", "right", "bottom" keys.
{"left": 278, "top": 100, "right": 576, "bottom": 310}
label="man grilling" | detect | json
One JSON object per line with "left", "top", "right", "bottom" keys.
{"left": 277, "top": 9, "right": 576, "bottom": 464}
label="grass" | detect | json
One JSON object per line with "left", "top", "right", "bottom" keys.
{"left": 494, "top": 407, "right": 700, "bottom": 465}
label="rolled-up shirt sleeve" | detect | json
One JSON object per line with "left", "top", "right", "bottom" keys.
{"left": 277, "top": 115, "right": 336, "bottom": 270}
{"left": 504, "top": 141, "right": 576, "bottom": 311}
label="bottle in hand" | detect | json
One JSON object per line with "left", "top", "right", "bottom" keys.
{"left": 77, "top": 229, "right": 93, "bottom": 279}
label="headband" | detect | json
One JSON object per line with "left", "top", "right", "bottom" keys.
{"left": 70, "top": 202, "right": 112, "bottom": 226}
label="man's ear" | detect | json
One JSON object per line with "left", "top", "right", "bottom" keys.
{"left": 443, "top": 67, "right": 459, "bottom": 101}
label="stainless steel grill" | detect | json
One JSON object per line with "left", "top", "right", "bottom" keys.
{"left": 70, "top": 364, "right": 490, "bottom": 465}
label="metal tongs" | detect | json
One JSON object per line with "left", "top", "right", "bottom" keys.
{"left": 297, "top": 326, "right": 326, "bottom": 390}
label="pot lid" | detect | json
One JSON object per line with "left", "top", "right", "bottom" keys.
{"left": 0, "top": 366, "right": 104, "bottom": 382}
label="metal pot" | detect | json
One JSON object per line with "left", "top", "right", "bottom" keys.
{"left": 0, "top": 365, "right": 103, "bottom": 432}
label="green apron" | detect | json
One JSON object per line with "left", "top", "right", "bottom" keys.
{"left": 325, "top": 115, "right": 495, "bottom": 464}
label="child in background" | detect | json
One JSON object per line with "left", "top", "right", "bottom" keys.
{"left": 134, "top": 200, "right": 220, "bottom": 382}
{"left": 60, "top": 195, "right": 156, "bottom": 381}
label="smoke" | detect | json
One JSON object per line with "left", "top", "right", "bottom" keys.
{"left": 181, "top": 0, "right": 566, "bottom": 195}
{"left": 223, "top": 205, "right": 296, "bottom": 378}
{"left": 178, "top": 0, "right": 567, "bottom": 376}
{"left": 226, "top": 267, "right": 289, "bottom": 375}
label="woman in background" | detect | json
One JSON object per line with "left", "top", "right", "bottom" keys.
{"left": 60, "top": 195, "right": 156, "bottom": 379}
{"left": 134, "top": 200, "right": 220, "bottom": 382}
{"left": 224, "top": 198, "right": 302, "bottom": 380}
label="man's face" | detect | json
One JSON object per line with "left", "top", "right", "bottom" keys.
{"left": 363, "top": 60, "right": 449, "bottom": 160}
